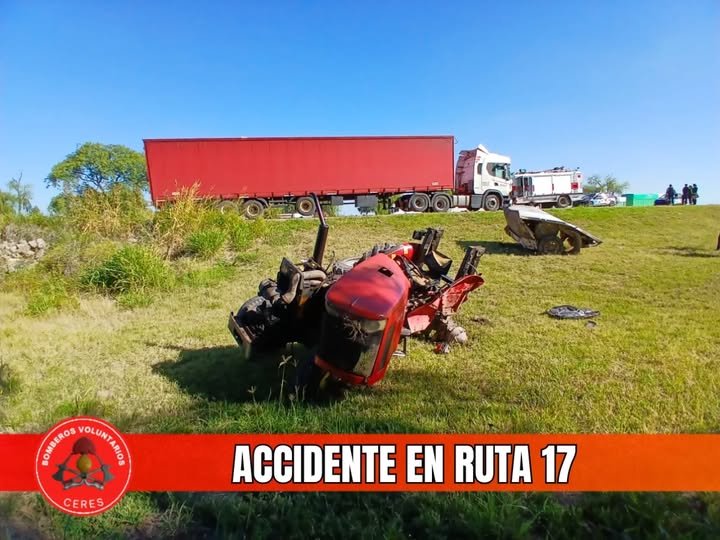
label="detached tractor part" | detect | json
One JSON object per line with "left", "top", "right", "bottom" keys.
{"left": 228, "top": 194, "right": 486, "bottom": 393}
{"left": 503, "top": 205, "right": 601, "bottom": 255}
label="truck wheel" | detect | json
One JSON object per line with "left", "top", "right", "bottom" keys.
{"left": 296, "top": 196, "right": 317, "bottom": 217}
{"left": 215, "top": 200, "right": 238, "bottom": 213}
{"left": 560, "top": 230, "right": 582, "bottom": 255}
{"left": 537, "top": 235, "right": 562, "bottom": 255}
{"left": 483, "top": 194, "right": 502, "bottom": 211}
{"left": 241, "top": 199, "right": 265, "bottom": 219}
{"left": 408, "top": 193, "right": 430, "bottom": 212}
{"left": 556, "top": 195, "right": 572, "bottom": 208}
{"left": 431, "top": 193, "right": 451, "bottom": 212}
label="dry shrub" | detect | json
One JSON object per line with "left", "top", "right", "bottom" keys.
{"left": 40, "top": 235, "right": 120, "bottom": 277}
{"left": 65, "top": 185, "right": 150, "bottom": 239}
{"left": 152, "top": 184, "right": 209, "bottom": 258}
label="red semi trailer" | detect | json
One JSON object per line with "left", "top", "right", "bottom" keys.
{"left": 144, "top": 136, "right": 456, "bottom": 218}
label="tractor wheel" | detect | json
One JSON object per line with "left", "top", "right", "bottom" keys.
{"left": 216, "top": 200, "right": 238, "bottom": 213}
{"left": 560, "top": 230, "right": 582, "bottom": 255}
{"left": 483, "top": 193, "right": 502, "bottom": 211}
{"left": 556, "top": 195, "right": 572, "bottom": 208}
{"left": 537, "top": 235, "right": 562, "bottom": 255}
{"left": 241, "top": 199, "right": 265, "bottom": 219}
{"left": 237, "top": 295, "right": 271, "bottom": 325}
{"left": 295, "top": 196, "right": 317, "bottom": 217}
{"left": 408, "top": 193, "right": 430, "bottom": 212}
{"left": 534, "top": 222, "right": 560, "bottom": 238}
{"left": 431, "top": 193, "right": 452, "bottom": 212}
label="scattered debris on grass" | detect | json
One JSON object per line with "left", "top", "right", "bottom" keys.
{"left": 546, "top": 305, "right": 600, "bottom": 320}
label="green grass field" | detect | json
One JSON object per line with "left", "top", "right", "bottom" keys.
{"left": 1, "top": 205, "right": 720, "bottom": 538}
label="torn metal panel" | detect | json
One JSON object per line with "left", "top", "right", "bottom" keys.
{"left": 503, "top": 205, "right": 602, "bottom": 255}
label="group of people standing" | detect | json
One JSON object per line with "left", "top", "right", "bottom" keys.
{"left": 665, "top": 183, "right": 699, "bottom": 205}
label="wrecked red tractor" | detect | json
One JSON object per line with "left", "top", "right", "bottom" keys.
{"left": 228, "top": 195, "right": 485, "bottom": 392}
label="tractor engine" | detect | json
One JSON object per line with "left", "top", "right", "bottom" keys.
{"left": 315, "top": 253, "right": 410, "bottom": 386}
{"left": 227, "top": 194, "right": 486, "bottom": 393}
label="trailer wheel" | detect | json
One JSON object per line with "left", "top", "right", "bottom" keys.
{"left": 295, "top": 196, "right": 317, "bottom": 217}
{"left": 431, "top": 193, "right": 451, "bottom": 212}
{"left": 241, "top": 199, "right": 265, "bottom": 219}
{"left": 556, "top": 195, "right": 572, "bottom": 209}
{"left": 483, "top": 193, "right": 502, "bottom": 211}
{"left": 537, "top": 235, "right": 562, "bottom": 255}
{"left": 215, "top": 200, "right": 238, "bottom": 213}
{"left": 560, "top": 230, "right": 582, "bottom": 255}
{"left": 408, "top": 193, "right": 430, "bottom": 212}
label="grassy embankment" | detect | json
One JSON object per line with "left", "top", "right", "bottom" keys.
{"left": 1, "top": 204, "right": 719, "bottom": 538}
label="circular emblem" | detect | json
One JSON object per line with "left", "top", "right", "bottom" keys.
{"left": 35, "top": 417, "right": 132, "bottom": 516}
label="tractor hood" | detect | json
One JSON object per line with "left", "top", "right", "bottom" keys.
{"left": 325, "top": 253, "right": 410, "bottom": 320}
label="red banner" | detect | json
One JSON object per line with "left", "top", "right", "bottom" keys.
{"left": 3, "top": 433, "right": 720, "bottom": 492}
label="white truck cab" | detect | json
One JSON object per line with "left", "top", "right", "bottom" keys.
{"left": 454, "top": 144, "right": 513, "bottom": 211}
{"left": 512, "top": 167, "right": 584, "bottom": 209}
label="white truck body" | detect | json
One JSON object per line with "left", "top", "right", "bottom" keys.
{"left": 512, "top": 168, "right": 584, "bottom": 208}
{"left": 453, "top": 144, "right": 513, "bottom": 211}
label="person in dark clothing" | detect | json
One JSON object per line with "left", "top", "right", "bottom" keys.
{"left": 666, "top": 184, "right": 676, "bottom": 204}
{"left": 691, "top": 184, "right": 699, "bottom": 205}
{"left": 681, "top": 184, "right": 690, "bottom": 205}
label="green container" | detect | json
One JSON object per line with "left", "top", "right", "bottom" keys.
{"left": 625, "top": 194, "right": 658, "bottom": 207}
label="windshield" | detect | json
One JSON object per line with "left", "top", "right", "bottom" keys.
{"left": 486, "top": 162, "right": 510, "bottom": 180}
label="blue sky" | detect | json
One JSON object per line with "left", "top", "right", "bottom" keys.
{"left": 1, "top": 0, "right": 718, "bottom": 211}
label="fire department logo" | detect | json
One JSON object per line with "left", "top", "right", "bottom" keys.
{"left": 35, "top": 417, "right": 132, "bottom": 516}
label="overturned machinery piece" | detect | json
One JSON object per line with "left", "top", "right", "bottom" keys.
{"left": 503, "top": 205, "right": 601, "bottom": 255}
{"left": 228, "top": 194, "right": 486, "bottom": 392}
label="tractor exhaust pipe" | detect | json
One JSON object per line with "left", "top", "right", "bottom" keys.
{"left": 312, "top": 193, "right": 329, "bottom": 266}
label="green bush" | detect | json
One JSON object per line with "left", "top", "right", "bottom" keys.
{"left": 321, "top": 204, "right": 341, "bottom": 217}
{"left": 83, "top": 246, "right": 173, "bottom": 294}
{"left": 263, "top": 206, "right": 282, "bottom": 219}
{"left": 25, "top": 279, "right": 78, "bottom": 316}
{"left": 229, "top": 221, "right": 252, "bottom": 251}
{"left": 248, "top": 218, "right": 269, "bottom": 240}
{"left": 185, "top": 228, "right": 227, "bottom": 259}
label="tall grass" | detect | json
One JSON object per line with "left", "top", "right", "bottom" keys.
{"left": 0, "top": 361, "right": 20, "bottom": 397}
{"left": 153, "top": 184, "right": 208, "bottom": 258}
{"left": 1, "top": 187, "right": 279, "bottom": 315}
{"left": 63, "top": 185, "right": 150, "bottom": 239}
{"left": 25, "top": 278, "right": 79, "bottom": 316}
{"left": 153, "top": 186, "right": 270, "bottom": 257}
{"left": 83, "top": 245, "right": 173, "bottom": 294}
{"left": 40, "top": 234, "right": 120, "bottom": 277}
{"left": 185, "top": 229, "right": 227, "bottom": 258}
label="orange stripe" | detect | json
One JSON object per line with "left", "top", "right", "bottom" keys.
{"left": 2, "top": 434, "right": 720, "bottom": 492}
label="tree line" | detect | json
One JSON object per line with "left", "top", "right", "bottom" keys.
{"left": 1, "top": 143, "right": 147, "bottom": 218}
